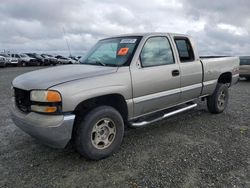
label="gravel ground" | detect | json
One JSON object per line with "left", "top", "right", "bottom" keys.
{"left": 0, "top": 67, "right": 249, "bottom": 188}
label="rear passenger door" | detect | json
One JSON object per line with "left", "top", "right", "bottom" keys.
{"left": 174, "top": 37, "right": 203, "bottom": 103}
{"left": 131, "top": 36, "right": 181, "bottom": 117}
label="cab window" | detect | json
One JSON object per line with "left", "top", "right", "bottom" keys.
{"left": 174, "top": 37, "right": 194, "bottom": 62}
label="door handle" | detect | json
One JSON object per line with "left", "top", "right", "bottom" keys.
{"left": 172, "top": 70, "right": 180, "bottom": 76}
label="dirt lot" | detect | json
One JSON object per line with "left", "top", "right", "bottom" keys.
{"left": 0, "top": 67, "right": 249, "bottom": 188}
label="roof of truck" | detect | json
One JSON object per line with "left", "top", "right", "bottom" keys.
{"left": 104, "top": 32, "right": 188, "bottom": 39}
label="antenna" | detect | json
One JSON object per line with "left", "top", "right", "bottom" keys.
{"left": 62, "top": 26, "right": 72, "bottom": 57}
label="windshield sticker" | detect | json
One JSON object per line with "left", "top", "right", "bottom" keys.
{"left": 117, "top": 48, "right": 129, "bottom": 56}
{"left": 120, "top": 39, "right": 137, "bottom": 44}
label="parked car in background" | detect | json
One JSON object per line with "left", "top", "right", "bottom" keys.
{"left": 10, "top": 53, "right": 39, "bottom": 66}
{"left": 239, "top": 56, "right": 250, "bottom": 80}
{"left": 0, "top": 55, "right": 7, "bottom": 67}
{"left": 69, "top": 56, "right": 80, "bottom": 63}
{"left": 41, "top": 54, "right": 57, "bottom": 65}
{"left": 0, "top": 53, "right": 18, "bottom": 66}
{"left": 55, "top": 55, "right": 76, "bottom": 64}
{"left": 25, "top": 53, "right": 44, "bottom": 66}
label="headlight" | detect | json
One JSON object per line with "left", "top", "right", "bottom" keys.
{"left": 30, "top": 90, "right": 62, "bottom": 113}
{"left": 30, "top": 90, "right": 61, "bottom": 102}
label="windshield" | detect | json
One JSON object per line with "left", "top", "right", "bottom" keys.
{"left": 20, "top": 54, "right": 28, "bottom": 58}
{"left": 0, "top": 54, "right": 9, "bottom": 57}
{"left": 79, "top": 36, "right": 141, "bottom": 66}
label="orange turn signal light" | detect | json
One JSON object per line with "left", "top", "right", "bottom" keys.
{"left": 31, "top": 105, "right": 57, "bottom": 113}
{"left": 46, "top": 91, "right": 61, "bottom": 102}
{"left": 45, "top": 106, "right": 57, "bottom": 113}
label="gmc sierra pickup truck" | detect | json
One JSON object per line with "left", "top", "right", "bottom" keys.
{"left": 11, "top": 33, "right": 239, "bottom": 160}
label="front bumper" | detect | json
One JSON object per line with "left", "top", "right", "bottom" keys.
{"left": 10, "top": 103, "right": 75, "bottom": 148}
{"left": 239, "top": 73, "right": 250, "bottom": 77}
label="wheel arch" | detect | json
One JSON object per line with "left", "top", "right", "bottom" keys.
{"left": 218, "top": 72, "right": 232, "bottom": 86}
{"left": 73, "top": 93, "right": 129, "bottom": 123}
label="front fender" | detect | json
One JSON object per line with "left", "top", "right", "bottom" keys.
{"left": 50, "top": 67, "right": 132, "bottom": 113}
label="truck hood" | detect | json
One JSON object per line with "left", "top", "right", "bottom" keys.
{"left": 13, "top": 65, "right": 118, "bottom": 90}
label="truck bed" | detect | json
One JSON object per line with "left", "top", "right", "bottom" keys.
{"left": 200, "top": 56, "right": 239, "bottom": 96}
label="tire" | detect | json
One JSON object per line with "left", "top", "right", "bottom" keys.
{"left": 44, "top": 60, "right": 49, "bottom": 65}
{"left": 207, "top": 83, "right": 229, "bottom": 114}
{"left": 0, "top": 63, "right": 6, "bottom": 68}
{"left": 21, "top": 62, "right": 26, "bottom": 67}
{"left": 246, "top": 77, "right": 250, "bottom": 81}
{"left": 74, "top": 106, "right": 124, "bottom": 160}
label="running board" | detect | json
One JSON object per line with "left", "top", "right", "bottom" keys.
{"left": 130, "top": 103, "right": 197, "bottom": 127}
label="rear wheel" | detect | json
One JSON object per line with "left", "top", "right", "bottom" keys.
{"left": 74, "top": 106, "right": 124, "bottom": 160}
{"left": 207, "top": 83, "right": 229, "bottom": 114}
{"left": 21, "top": 61, "right": 26, "bottom": 67}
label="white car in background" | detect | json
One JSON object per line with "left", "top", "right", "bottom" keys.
{"left": 0, "top": 53, "right": 18, "bottom": 66}
{"left": 55, "top": 55, "right": 76, "bottom": 64}
{"left": 11, "top": 53, "right": 39, "bottom": 66}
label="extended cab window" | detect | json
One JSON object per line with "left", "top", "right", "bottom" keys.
{"left": 174, "top": 38, "right": 194, "bottom": 62}
{"left": 140, "top": 37, "right": 174, "bottom": 67}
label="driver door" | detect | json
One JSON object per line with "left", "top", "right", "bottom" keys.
{"left": 131, "top": 36, "right": 181, "bottom": 117}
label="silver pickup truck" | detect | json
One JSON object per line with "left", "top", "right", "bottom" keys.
{"left": 11, "top": 33, "right": 239, "bottom": 160}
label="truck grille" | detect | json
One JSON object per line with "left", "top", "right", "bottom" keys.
{"left": 14, "top": 88, "right": 31, "bottom": 113}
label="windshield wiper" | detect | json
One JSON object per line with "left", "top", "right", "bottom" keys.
{"left": 94, "top": 60, "right": 106, "bottom": 66}
{"left": 80, "top": 60, "right": 113, "bottom": 66}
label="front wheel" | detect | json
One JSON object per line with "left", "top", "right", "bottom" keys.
{"left": 74, "top": 106, "right": 124, "bottom": 160}
{"left": 207, "top": 83, "right": 229, "bottom": 114}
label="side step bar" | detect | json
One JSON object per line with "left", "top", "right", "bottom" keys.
{"left": 130, "top": 103, "right": 197, "bottom": 127}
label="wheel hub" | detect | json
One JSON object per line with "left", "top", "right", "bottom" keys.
{"left": 218, "top": 90, "right": 226, "bottom": 108}
{"left": 91, "top": 118, "right": 116, "bottom": 150}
